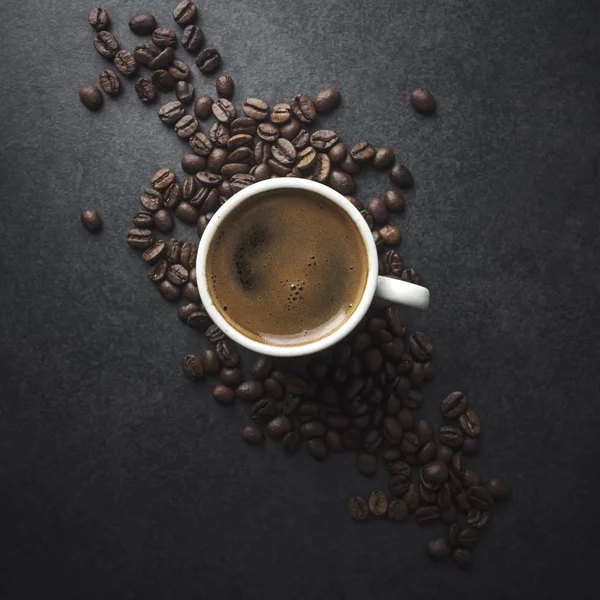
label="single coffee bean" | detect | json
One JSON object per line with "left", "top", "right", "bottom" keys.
{"left": 194, "top": 96, "right": 214, "bottom": 121}
{"left": 249, "top": 399, "right": 277, "bottom": 425}
{"left": 409, "top": 332, "right": 434, "bottom": 361}
{"left": 329, "top": 142, "right": 347, "bottom": 163}
{"left": 373, "top": 147, "right": 395, "bottom": 170}
{"left": 206, "top": 148, "right": 228, "bottom": 173}
{"left": 99, "top": 69, "right": 120, "bottom": 95}
{"left": 383, "top": 250, "right": 403, "bottom": 277}
{"left": 196, "top": 171, "right": 222, "bottom": 188}
{"left": 187, "top": 308, "right": 212, "bottom": 331}
{"left": 167, "top": 264, "right": 188, "bottom": 286}
{"left": 410, "top": 87, "right": 436, "bottom": 115}
{"left": 175, "top": 81, "right": 194, "bottom": 104}
{"left": 467, "top": 510, "right": 491, "bottom": 529}
{"left": 295, "top": 146, "right": 317, "bottom": 171}
{"left": 265, "top": 415, "right": 292, "bottom": 439}
{"left": 310, "top": 129, "right": 339, "bottom": 151}
{"left": 439, "top": 426, "right": 463, "bottom": 448}
{"left": 452, "top": 547, "right": 472, "bottom": 570}
{"left": 422, "top": 461, "right": 449, "bottom": 484}
{"left": 390, "top": 163, "right": 414, "bottom": 189}
{"left": 135, "top": 77, "right": 156, "bottom": 103}
{"left": 282, "top": 431, "right": 302, "bottom": 454}
{"left": 174, "top": 201, "right": 198, "bottom": 224}
{"left": 174, "top": 115, "right": 198, "bottom": 138}
{"left": 272, "top": 138, "right": 296, "bottom": 165}
{"left": 80, "top": 209, "right": 103, "bottom": 233}
{"left": 148, "top": 47, "right": 174, "bottom": 71}
{"left": 368, "top": 491, "right": 388, "bottom": 516}
{"left": 134, "top": 43, "right": 159, "bottom": 66}
{"left": 147, "top": 260, "right": 168, "bottom": 283}
{"left": 212, "top": 98, "right": 236, "bottom": 123}
{"left": 158, "top": 101, "right": 185, "bottom": 125}
{"left": 461, "top": 469, "right": 481, "bottom": 489}
{"left": 356, "top": 452, "right": 377, "bottom": 476}
{"left": 181, "top": 24, "right": 203, "bottom": 52}
{"left": 383, "top": 189, "right": 405, "bottom": 213}
{"left": 313, "top": 87, "right": 341, "bottom": 113}
{"left": 129, "top": 13, "right": 156, "bottom": 35}
{"left": 417, "top": 442, "right": 438, "bottom": 464}
{"left": 230, "top": 117, "right": 257, "bottom": 137}
{"left": 133, "top": 211, "right": 153, "bottom": 228}
{"left": 153, "top": 210, "right": 174, "bottom": 233}
{"left": 152, "top": 27, "right": 177, "bottom": 48}
{"left": 341, "top": 154, "right": 361, "bottom": 175}
{"left": 268, "top": 159, "right": 291, "bottom": 176}
{"left": 152, "top": 168, "right": 175, "bottom": 191}
{"left": 189, "top": 132, "right": 213, "bottom": 156}
{"left": 114, "top": 50, "right": 136, "bottom": 76}
{"left": 461, "top": 436, "right": 481, "bottom": 456}
{"left": 257, "top": 123, "right": 279, "bottom": 143}
{"left": 402, "top": 484, "right": 421, "bottom": 510}
{"left": 200, "top": 349, "right": 220, "bottom": 373}
{"left": 328, "top": 169, "right": 356, "bottom": 195}
{"left": 218, "top": 367, "right": 242, "bottom": 388}
{"left": 165, "top": 239, "right": 182, "bottom": 263}
{"left": 183, "top": 354, "right": 204, "bottom": 381}
{"left": 300, "top": 420, "right": 327, "bottom": 439}
{"left": 290, "top": 93, "right": 316, "bottom": 123}
{"left": 182, "top": 154, "right": 206, "bottom": 173}
{"left": 324, "top": 430, "right": 343, "bottom": 452}
{"left": 379, "top": 225, "right": 401, "bottom": 246}
{"left": 182, "top": 282, "right": 200, "bottom": 302}
{"left": 228, "top": 146, "right": 253, "bottom": 164}
{"left": 386, "top": 499, "right": 408, "bottom": 522}
{"left": 467, "top": 486, "right": 494, "bottom": 510}
{"left": 94, "top": 31, "right": 119, "bottom": 60}
{"left": 426, "top": 537, "right": 451, "bottom": 559}
{"left": 441, "top": 504, "right": 458, "bottom": 525}
{"left": 196, "top": 47, "right": 221, "bottom": 73}
{"left": 383, "top": 416, "right": 403, "bottom": 444}
{"left": 441, "top": 391, "right": 468, "bottom": 419}
{"left": 227, "top": 134, "right": 253, "bottom": 151}
{"left": 458, "top": 527, "right": 478, "bottom": 551}
{"left": 88, "top": 8, "right": 109, "bottom": 31}
{"left": 401, "top": 268, "right": 421, "bottom": 284}
{"left": 307, "top": 438, "right": 328, "bottom": 461}
{"left": 488, "top": 477, "right": 512, "bottom": 501}
{"left": 270, "top": 103, "right": 292, "bottom": 124}
{"left": 367, "top": 197, "right": 388, "bottom": 225}
{"left": 127, "top": 228, "right": 153, "bottom": 249}
{"left": 79, "top": 84, "right": 103, "bottom": 111}
{"left": 243, "top": 98, "right": 268, "bottom": 120}
{"left": 351, "top": 142, "right": 376, "bottom": 163}
{"left": 158, "top": 280, "right": 181, "bottom": 302}
{"left": 347, "top": 497, "right": 369, "bottom": 521}
{"left": 216, "top": 340, "right": 239, "bottom": 367}
{"left": 182, "top": 176, "right": 197, "bottom": 200}
{"left": 400, "top": 432, "right": 419, "bottom": 455}
{"left": 209, "top": 122, "right": 230, "bottom": 147}
{"left": 459, "top": 408, "right": 481, "bottom": 437}
{"left": 152, "top": 69, "right": 176, "bottom": 92}
{"left": 235, "top": 381, "right": 263, "bottom": 402}
{"left": 437, "top": 482, "right": 453, "bottom": 508}
{"left": 242, "top": 424, "right": 264, "bottom": 446}
{"left": 416, "top": 506, "right": 441, "bottom": 524}
{"left": 169, "top": 60, "right": 191, "bottom": 81}
{"left": 279, "top": 118, "right": 301, "bottom": 140}
{"left": 291, "top": 129, "right": 310, "bottom": 150}
{"left": 173, "top": 0, "right": 197, "bottom": 26}
{"left": 212, "top": 384, "right": 235, "bottom": 405}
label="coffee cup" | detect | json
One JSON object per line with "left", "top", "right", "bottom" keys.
{"left": 197, "top": 178, "right": 429, "bottom": 357}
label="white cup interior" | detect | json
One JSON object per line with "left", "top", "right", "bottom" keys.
{"left": 196, "top": 178, "right": 380, "bottom": 357}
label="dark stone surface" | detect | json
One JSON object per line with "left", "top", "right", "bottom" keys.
{"left": 0, "top": 1, "right": 599, "bottom": 598}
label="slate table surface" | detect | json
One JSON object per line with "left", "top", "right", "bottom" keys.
{"left": 1, "top": 1, "right": 599, "bottom": 598}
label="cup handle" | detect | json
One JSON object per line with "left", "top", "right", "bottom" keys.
{"left": 375, "top": 276, "right": 430, "bottom": 310}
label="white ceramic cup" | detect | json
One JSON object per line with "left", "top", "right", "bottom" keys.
{"left": 197, "top": 178, "right": 430, "bottom": 357}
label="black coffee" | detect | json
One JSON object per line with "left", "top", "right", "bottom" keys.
{"left": 206, "top": 189, "right": 368, "bottom": 346}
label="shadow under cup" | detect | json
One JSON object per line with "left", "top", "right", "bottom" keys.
{"left": 204, "top": 186, "right": 370, "bottom": 348}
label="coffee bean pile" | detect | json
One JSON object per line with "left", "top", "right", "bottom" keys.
{"left": 78, "top": 4, "right": 510, "bottom": 570}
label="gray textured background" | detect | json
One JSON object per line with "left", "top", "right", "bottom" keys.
{"left": 1, "top": 0, "right": 599, "bottom": 598}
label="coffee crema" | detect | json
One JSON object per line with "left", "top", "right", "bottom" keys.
{"left": 206, "top": 189, "right": 368, "bottom": 346}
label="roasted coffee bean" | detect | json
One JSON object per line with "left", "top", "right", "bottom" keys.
{"left": 300, "top": 420, "right": 326, "bottom": 439}
{"left": 158, "top": 280, "right": 181, "bottom": 302}
{"left": 94, "top": 31, "right": 119, "bottom": 60}
{"left": 422, "top": 462, "right": 449, "bottom": 484}
{"left": 367, "top": 197, "right": 388, "bottom": 225}
{"left": 135, "top": 77, "right": 156, "bottom": 103}
{"left": 280, "top": 394, "right": 300, "bottom": 417}
{"left": 196, "top": 172, "right": 222, "bottom": 188}
{"left": 152, "top": 69, "right": 176, "bottom": 91}
{"left": 182, "top": 176, "right": 198, "bottom": 200}
{"left": 279, "top": 118, "right": 301, "bottom": 140}
{"left": 290, "top": 93, "right": 316, "bottom": 123}
{"left": 220, "top": 164, "right": 249, "bottom": 180}
{"left": 382, "top": 416, "right": 403, "bottom": 444}
{"left": 183, "top": 354, "right": 204, "bottom": 381}
{"left": 457, "top": 527, "right": 477, "bottom": 550}
{"left": 99, "top": 69, "right": 120, "bottom": 95}
{"left": 344, "top": 194, "right": 362, "bottom": 211}
{"left": 182, "top": 282, "right": 200, "bottom": 302}
{"left": 175, "top": 81, "right": 194, "bottom": 104}
{"left": 205, "top": 148, "right": 228, "bottom": 173}
{"left": 461, "top": 469, "right": 480, "bottom": 489}
{"left": 402, "top": 484, "right": 420, "bottom": 510}
{"left": 390, "top": 163, "right": 414, "bottom": 189}
{"left": 187, "top": 309, "right": 211, "bottom": 329}
{"left": 173, "top": 0, "right": 197, "bottom": 26}
{"left": 381, "top": 250, "right": 402, "bottom": 277}
{"left": 373, "top": 147, "right": 395, "bottom": 170}
{"left": 228, "top": 146, "right": 253, "bottom": 164}
{"left": 152, "top": 168, "right": 175, "bottom": 191}
{"left": 427, "top": 537, "right": 451, "bottom": 559}
{"left": 441, "top": 504, "right": 458, "bottom": 525}
{"left": 174, "top": 115, "right": 198, "bottom": 138}
{"left": 409, "top": 332, "right": 434, "bottom": 361}
{"left": 410, "top": 362, "right": 425, "bottom": 388}
{"left": 209, "top": 122, "right": 230, "bottom": 148}
{"left": 447, "top": 523, "right": 461, "bottom": 546}
{"left": 88, "top": 8, "right": 110, "bottom": 31}
{"left": 249, "top": 399, "right": 278, "bottom": 424}
{"left": 459, "top": 408, "right": 481, "bottom": 437}
{"left": 441, "top": 391, "right": 468, "bottom": 419}
{"left": 403, "top": 390, "right": 423, "bottom": 411}
{"left": 383, "top": 189, "right": 405, "bottom": 213}
{"left": 364, "top": 348, "right": 383, "bottom": 373}
{"left": 79, "top": 84, "right": 103, "bottom": 111}
{"left": 199, "top": 349, "right": 220, "bottom": 373}
{"left": 355, "top": 453, "right": 377, "bottom": 476}
{"left": 488, "top": 477, "right": 512, "bottom": 501}
{"left": 410, "top": 87, "right": 436, "bottom": 114}
{"left": 212, "top": 384, "right": 235, "bottom": 405}
{"left": 152, "top": 28, "right": 177, "bottom": 49}
{"left": 134, "top": 43, "right": 159, "bottom": 66}
{"left": 205, "top": 324, "right": 226, "bottom": 344}
{"left": 367, "top": 491, "right": 388, "bottom": 516}
{"left": 265, "top": 415, "right": 291, "bottom": 439}
{"left": 149, "top": 47, "right": 175, "bottom": 70}
{"left": 80, "top": 209, "right": 103, "bottom": 233}
{"left": 181, "top": 24, "right": 203, "bottom": 52}
{"left": 262, "top": 377, "right": 283, "bottom": 399}
{"left": 234, "top": 381, "right": 263, "bottom": 402}
{"left": 313, "top": 87, "right": 341, "bottom": 113}
{"left": 193, "top": 96, "right": 213, "bottom": 121}
{"left": 341, "top": 429, "right": 362, "bottom": 450}
{"left": 348, "top": 497, "right": 369, "bottom": 521}
{"left": 114, "top": 50, "right": 136, "bottom": 76}
{"left": 158, "top": 101, "right": 184, "bottom": 125}
{"left": 181, "top": 156, "right": 205, "bottom": 175}
{"left": 418, "top": 442, "right": 438, "bottom": 465}
{"left": 212, "top": 98, "right": 236, "bottom": 124}
{"left": 305, "top": 438, "right": 326, "bottom": 461}
{"left": 165, "top": 239, "right": 182, "bottom": 263}
{"left": 270, "top": 138, "right": 296, "bottom": 166}
{"left": 241, "top": 98, "right": 267, "bottom": 121}
{"left": 127, "top": 228, "right": 153, "bottom": 249}
{"left": 452, "top": 547, "right": 472, "bottom": 570}
{"left": 401, "top": 268, "right": 421, "bottom": 284}
{"left": 291, "top": 129, "right": 309, "bottom": 150}
{"left": 174, "top": 201, "right": 199, "bottom": 224}
{"left": 168, "top": 60, "right": 190, "bottom": 81}
{"left": 467, "top": 510, "right": 490, "bottom": 529}
{"left": 363, "top": 430, "right": 382, "bottom": 454}
{"left": 323, "top": 430, "right": 341, "bottom": 452}
{"left": 227, "top": 134, "right": 253, "bottom": 152}
{"left": 311, "top": 130, "right": 339, "bottom": 151}
{"left": 329, "top": 142, "right": 347, "bottom": 163}
{"left": 129, "top": 13, "right": 156, "bottom": 35}
{"left": 400, "top": 432, "right": 419, "bottom": 455}
{"left": 147, "top": 260, "right": 168, "bottom": 283}
{"left": 216, "top": 340, "right": 239, "bottom": 367}
{"left": 153, "top": 210, "right": 174, "bottom": 233}
{"left": 437, "top": 482, "right": 453, "bottom": 509}
{"left": 379, "top": 224, "right": 401, "bottom": 246}
{"left": 268, "top": 158, "right": 291, "bottom": 176}
{"left": 242, "top": 424, "right": 264, "bottom": 446}
{"left": 416, "top": 506, "right": 441, "bottom": 524}
{"left": 133, "top": 211, "right": 154, "bottom": 228}
{"left": 196, "top": 47, "right": 221, "bottom": 73}
{"left": 328, "top": 169, "right": 356, "bottom": 195}
{"left": 383, "top": 499, "right": 407, "bottom": 522}
{"left": 462, "top": 436, "right": 481, "bottom": 456}
{"left": 257, "top": 123, "right": 279, "bottom": 143}
{"left": 280, "top": 431, "right": 301, "bottom": 454}
{"left": 270, "top": 103, "right": 291, "bottom": 124}
{"left": 189, "top": 131, "right": 213, "bottom": 155}
{"left": 167, "top": 264, "right": 188, "bottom": 286}
{"left": 227, "top": 117, "right": 255, "bottom": 138}
{"left": 438, "top": 426, "right": 463, "bottom": 448}
{"left": 341, "top": 154, "right": 361, "bottom": 176}
{"left": 351, "top": 142, "right": 376, "bottom": 163}
{"left": 467, "top": 486, "right": 494, "bottom": 511}
{"left": 387, "top": 460, "right": 411, "bottom": 480}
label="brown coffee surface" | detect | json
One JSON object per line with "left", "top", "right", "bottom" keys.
{"left": 206, "top": 189, "right": 368, "bottom": 346}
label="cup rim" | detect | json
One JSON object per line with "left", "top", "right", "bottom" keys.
{"left": 196, "top": 178, "right": 379, "bottom": 357}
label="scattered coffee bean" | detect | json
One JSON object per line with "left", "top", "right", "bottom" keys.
{"left": 183, "top": 354, "right": 204, "bottom": 381}
{"left": 127, "top": 228, "right": 153, "bottom": 249}
{"left": 169, "top": 60, "right": 191, "bottom": 81}
{"left": 416, "top": 506, "right": 441, "bottom": 524}
{"left": 176, "top": 81, "right": 194, "bottom": 104}
{"left": 329, "top": 169, "right": 356, "bottom": 195}
{"left": 88, "top": 8, "right": 110, "bottom": 31}
{"left": 99, "top": 69, "right": 120, "bottom": 95}
{"left": 467, "top": 510, "right": 490, "bottom": 529}
{"left": 243, "top": 98, "right": 268, "bottom": 120}
{"left": 242, "top": 424, "right": 264, "bottom": 446}
{"left": 282, "top": 431, "right": 302, "bottom": 454}
{"left": 94, "top": 31, "right": 119, "bottom": 60}
{"left": 329, "top": 142, "right": 347, "bottom": 163}
{"left": 189, "top": 131, "right": 213, "bottom": 156}
{"left": 351, "top": 142, "right": 376, "bottom": 163}
{"left": 147, "top": 260, "right": 168, "bottom": 283}
{"left": 459, "top": 408, "right": 481, "bottom": 437}
{"left": 158, "top": 280, "right": 181, "bottom": 302}
{"left": 313, "top": 87, "right": 341, "bottom": 113}
{"left": 383, "top": 189, "right": 404, "bottom": 213}
{"left": 173, "top": 0, "right": 197, "bottom": 26}
{"left": 80, "top": 209, "right": 103, "bottom": 233}
{"left": 290, "top": 93, "right": 316, "bottom": 123}
{"left": 175, "top": 115, "right": 198, "bottom": 138}
{"left": 149, "top": 47, "right": 175, "bottom": 70}
{"left": 379, "top": 224, "right": 401, "bottom": 246}
{"left": 488, "top": 477, "right": 511, "bottom": 501}
{"left": 427, "top": 537, "right": 451, "bottom": 559}
{"left": 216, "top": 340, "right": 239, "bottom": 367}
{"left": 438, "top": 426, "right": 463, "bottom": 448}
{"left": 79, "top": 84, "right": 103, "bottom": 111}
{"left": 159, "top": 101, "right": 185, "bottom": 125}
{"left": 265, "top": 415, "right": 292, "bottom": 439}
{"left": 114, "top": 50, "right": 136, "bottom": 76}
{"left": 348, "top": 496, "right": 369, "bottom": 521}
{"left": 387, "top": 499, "right": 408, "bottom": 521}
{"left": 390, "top": 163, "right": 414, "bottom": 189}
{"left": 152, "top": 168, "right": 175, "bottom": 191}
{"left": 129, "top": 13, "right": 156, "bottom": 35}
{"left": 270, "top": 103, "right": 292, "bottom": 124}
{"left": 209, "top": 123, "right": 229, "bottom": 147}
{"left": 135, "top": 77, "right": 156, "bottom": 103}
{"left": 182, "top": 24, "right": 203, "bottom": 51}
{"left": 152, "top": 27, "right": 177, "bottom": 48}
{"left": 196, "top": 47, "right": 221, "bottom": 73}
{"left": 367, "top": 197, "right": 388, "bottom": 225}
{"left": 212, "top": 384, "right": 235, "bottom": 405}
{"left": 307, "top": 438, "right": 328, "bottom": 461}
{"left": 181, "top": 154, "right": 206, "bottom": 173}
{"left": 441, "top": 391, "right": 468, "bottom": 419}
{"left": 134, "top": 43, "right": 159, "bottom": 66}
{"left": 452, "top": 547, "right": 472, "bottom": 569}
{"left": 410, "top": 87, "right": 436, "bottom": 115}
{"left": 373, "top": 147, "right": 395, "bottom": 169}
{"left": 368, "top": 491, "right": 388, "bottom": 516}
